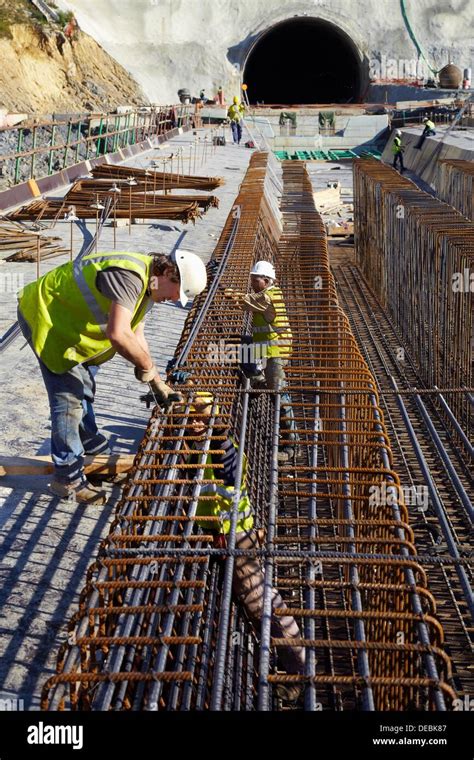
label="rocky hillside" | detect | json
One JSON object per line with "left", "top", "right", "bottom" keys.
{"left": 0, "top": 0, "right": 148, "bottom": 113}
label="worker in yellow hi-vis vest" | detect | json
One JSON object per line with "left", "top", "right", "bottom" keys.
{"left": 227, "top": 95, "right": 246, "bottom": 144}
{"left": 224, "top": 260, "right": 297, "bottom": 462}
{"left": 392, "top": 129, "right": 405, "bottom": 173}
{"left": 17, "top": 250, "right": 207, "bottom": 505}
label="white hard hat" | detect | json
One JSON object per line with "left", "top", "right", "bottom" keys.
{"left": 250, "top": 260, "right": 276, "bottom": 279}
{"left": 172, "top": 249, "right": 207, "bottom": 306}
{"left": 396, "top": 129, "right": 402, "bottom": 136}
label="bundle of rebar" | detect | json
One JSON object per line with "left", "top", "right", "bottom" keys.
{"left": 0, "top": 218, "right": 67, "bottom": 262}
{"left": 91, "top": 164, "right": 225, "bottom": 192}
{"left": 63, "top": 179, "right": 219, "bottom": 210}
{"left": 436, "top": 159, "right": 474, "bottom": 221}
{"left": 10, "top": 196, "right": 202, "bottom": 224}
{"left": 353, "top": 159, "right": 473, "bottom": 446}
{"left": 42, "top": 153, "right": 455, "bottom": 712}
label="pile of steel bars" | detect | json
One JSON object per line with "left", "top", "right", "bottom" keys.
{"left": 0, "top": 218, "right": 68, "bottom": 261}
{"left": 9, "top": 168, "right": 222, "bottom": 224}
{"left": 353, "top": 159, "right": 473, "bottom": 449}
{"left": 10, "top": 195, "right": 203, "bottom": 224}
{"left": 64, "top": 178, "right": 218, "bottom": 208}
{"left": 42, "top": 153, "right": 455, "bottom": 712}
{"left": 91, "top": 164, "right": 225, "bottom": 192}
{"left": 436, "top": 159, "right": 474, "bottom": 221}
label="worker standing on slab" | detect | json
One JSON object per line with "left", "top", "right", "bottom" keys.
{"left": 227, "top": 95, "right": 246, "bottom": 145}
{"left": 16, "top": 250, "right": 207, "bottom": 505}
{"left": 392, "top": 129, "right": 405, "bottom": 173}
{"left": 176, "top": 392, "right": 306, "bottom": 702}
{"left": 224, "top": 261, "right": 297, "bottom": 463}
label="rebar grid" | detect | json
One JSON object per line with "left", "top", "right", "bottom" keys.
{"left": 353, "top": 159, "right": 473, "bottom": 450}
{"left": 437, "top": 159, "right": 474, "bottom": 221}
{"left": 41, "top": 153, "right": 455, "bottom": 712}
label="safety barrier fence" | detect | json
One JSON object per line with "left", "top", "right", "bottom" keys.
{"left": 42, "top": 152, "right": 454, "bottom": 711}
{"left": 0, "top": 105, "right": 194, "bottom": 186}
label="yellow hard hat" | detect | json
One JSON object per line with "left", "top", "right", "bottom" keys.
{"left": 174, "top": 391, "right": 219, "bottom": 416}
{"left": 233, "top": 95, "right": 239, "bottom": 104}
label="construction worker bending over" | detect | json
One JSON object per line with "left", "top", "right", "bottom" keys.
{"left": 227, "top": 95, "right": 246, "bottom": 144}
{"left": 177, "top": 392, "right": 306, "bottom": 702}
{"left": 392, "top": 129, "right": 405, "bottom": 173}
{"left": 17, "top": 250, "right": 207, "bottom": 505}
{"left": 422, "top": 116, "right": 436, "bottom": 136}
{"left": 414, "top": 117, "right": 436, "bottom": 150}
{"left": 225, "top": 260, "right": 297, "bottom": 463}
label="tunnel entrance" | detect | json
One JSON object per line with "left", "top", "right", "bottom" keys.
{"left": 243, "top": 17, "right": 364, "bottom": 104}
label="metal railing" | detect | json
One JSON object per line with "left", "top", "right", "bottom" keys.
{"left": 0, "top": 105, "right": 194, "bottom": 186}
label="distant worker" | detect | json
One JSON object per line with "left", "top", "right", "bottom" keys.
{"left": 176, "top": 391, "right": 306, "bottom": 702}
{"left": 392, "top": 129, "right": 405, "bottom": 173}
{"left": 17, "top": 250, "right": 207, "bottom": 505}
{"left": 422, "top": 116, "right": 436, "bottom": 136}
{"left": 414, "top": 116, "right": 436, "bottom": 150}
{"left": 64, "top": 14, "right": 79, "bottom": 42}
{"left": 227, "top": 95, "right": 246, "bottom": 145}
{"left": 217, "top": 85, "right": 225, "bottom": 106}
{"left": 199, "top": 88, "right": 206, "bottom": 103}
{"left": 224, "top": 261, "right": 297, "bottom": 462}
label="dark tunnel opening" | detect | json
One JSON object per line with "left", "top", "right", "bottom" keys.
{"left": 243, "top": 18, "right": 364, "bottom": 104}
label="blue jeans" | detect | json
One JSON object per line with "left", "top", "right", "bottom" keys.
{"left": 263, "top": 358, "right": 297, "bottom": 447}
{"left": 231, "top": 120, "right": 242, "bottom": 143}
{"left": 17, "top": 308, "right": 110, "bottom": 483}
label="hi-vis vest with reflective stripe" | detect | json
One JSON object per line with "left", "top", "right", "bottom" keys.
{"left": 227, "top": 103, "right": 245, "bottom": 122}
{"left": 392, "top": 136, "right": 403, "bottom": 154}
{"left": 18, "top": 251, "right": 152, "bottom": 374}
{"left": 252, "top": 285, "right": 292, "bottom": 359}
{"left": 424, "top": 120, "right": 435, "bottom": 130}
{"left": 196, "top": 445, "right": 253, "bottom": 535}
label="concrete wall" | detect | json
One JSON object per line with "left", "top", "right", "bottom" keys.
{"left": 382, "top": 125, "right": 474, "bottom": 187}
{"left": 56, "top": 0, "right": 473, "bottom": 103}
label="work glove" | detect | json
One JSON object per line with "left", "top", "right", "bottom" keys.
{"left": 135, "top": 366, "right": 183, "bottom": 410}
{"left": 149, "top": 378, "right": 184, "bottom": 410}
{"left": 224, "top": 289, "right": 275, "bottom": 319}
{"left": 223, "top": 287, "right": 246, "bottom": 302}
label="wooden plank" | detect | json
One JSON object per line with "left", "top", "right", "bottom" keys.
{"left": 0, "top": 453, "right": 135, "bottom": 477}
{"left": 313, "top": 185, "right": 341, "bottom": 210}
{"left": 326, "top": 222, "right": 354, "bottom": 237}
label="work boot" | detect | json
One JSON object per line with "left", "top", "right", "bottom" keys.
{"left": 87, "top": 471, "right": 129, "bottom": 486}
{"left": 50, "top": 476, "right": 107, "bottom": 505}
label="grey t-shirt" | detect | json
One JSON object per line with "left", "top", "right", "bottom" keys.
{"left": 96, "top": 267, "right": 151, "bottom": 312}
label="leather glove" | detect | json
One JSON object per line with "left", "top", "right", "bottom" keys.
{"left": 223, "top": 287, "right": 246, "bottom": 302}
{"left": 135, "top": 366, "right": 183, "bottom": 410}
{"left": 149, "top": 378, "right": 183, "bottom": 410}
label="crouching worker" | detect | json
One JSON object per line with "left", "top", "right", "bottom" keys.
{"left": 17, "top": 249, "right": 207, "bottom": 505}
{"left": 175, "top": 391, "right": 306, "bottom": 702}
